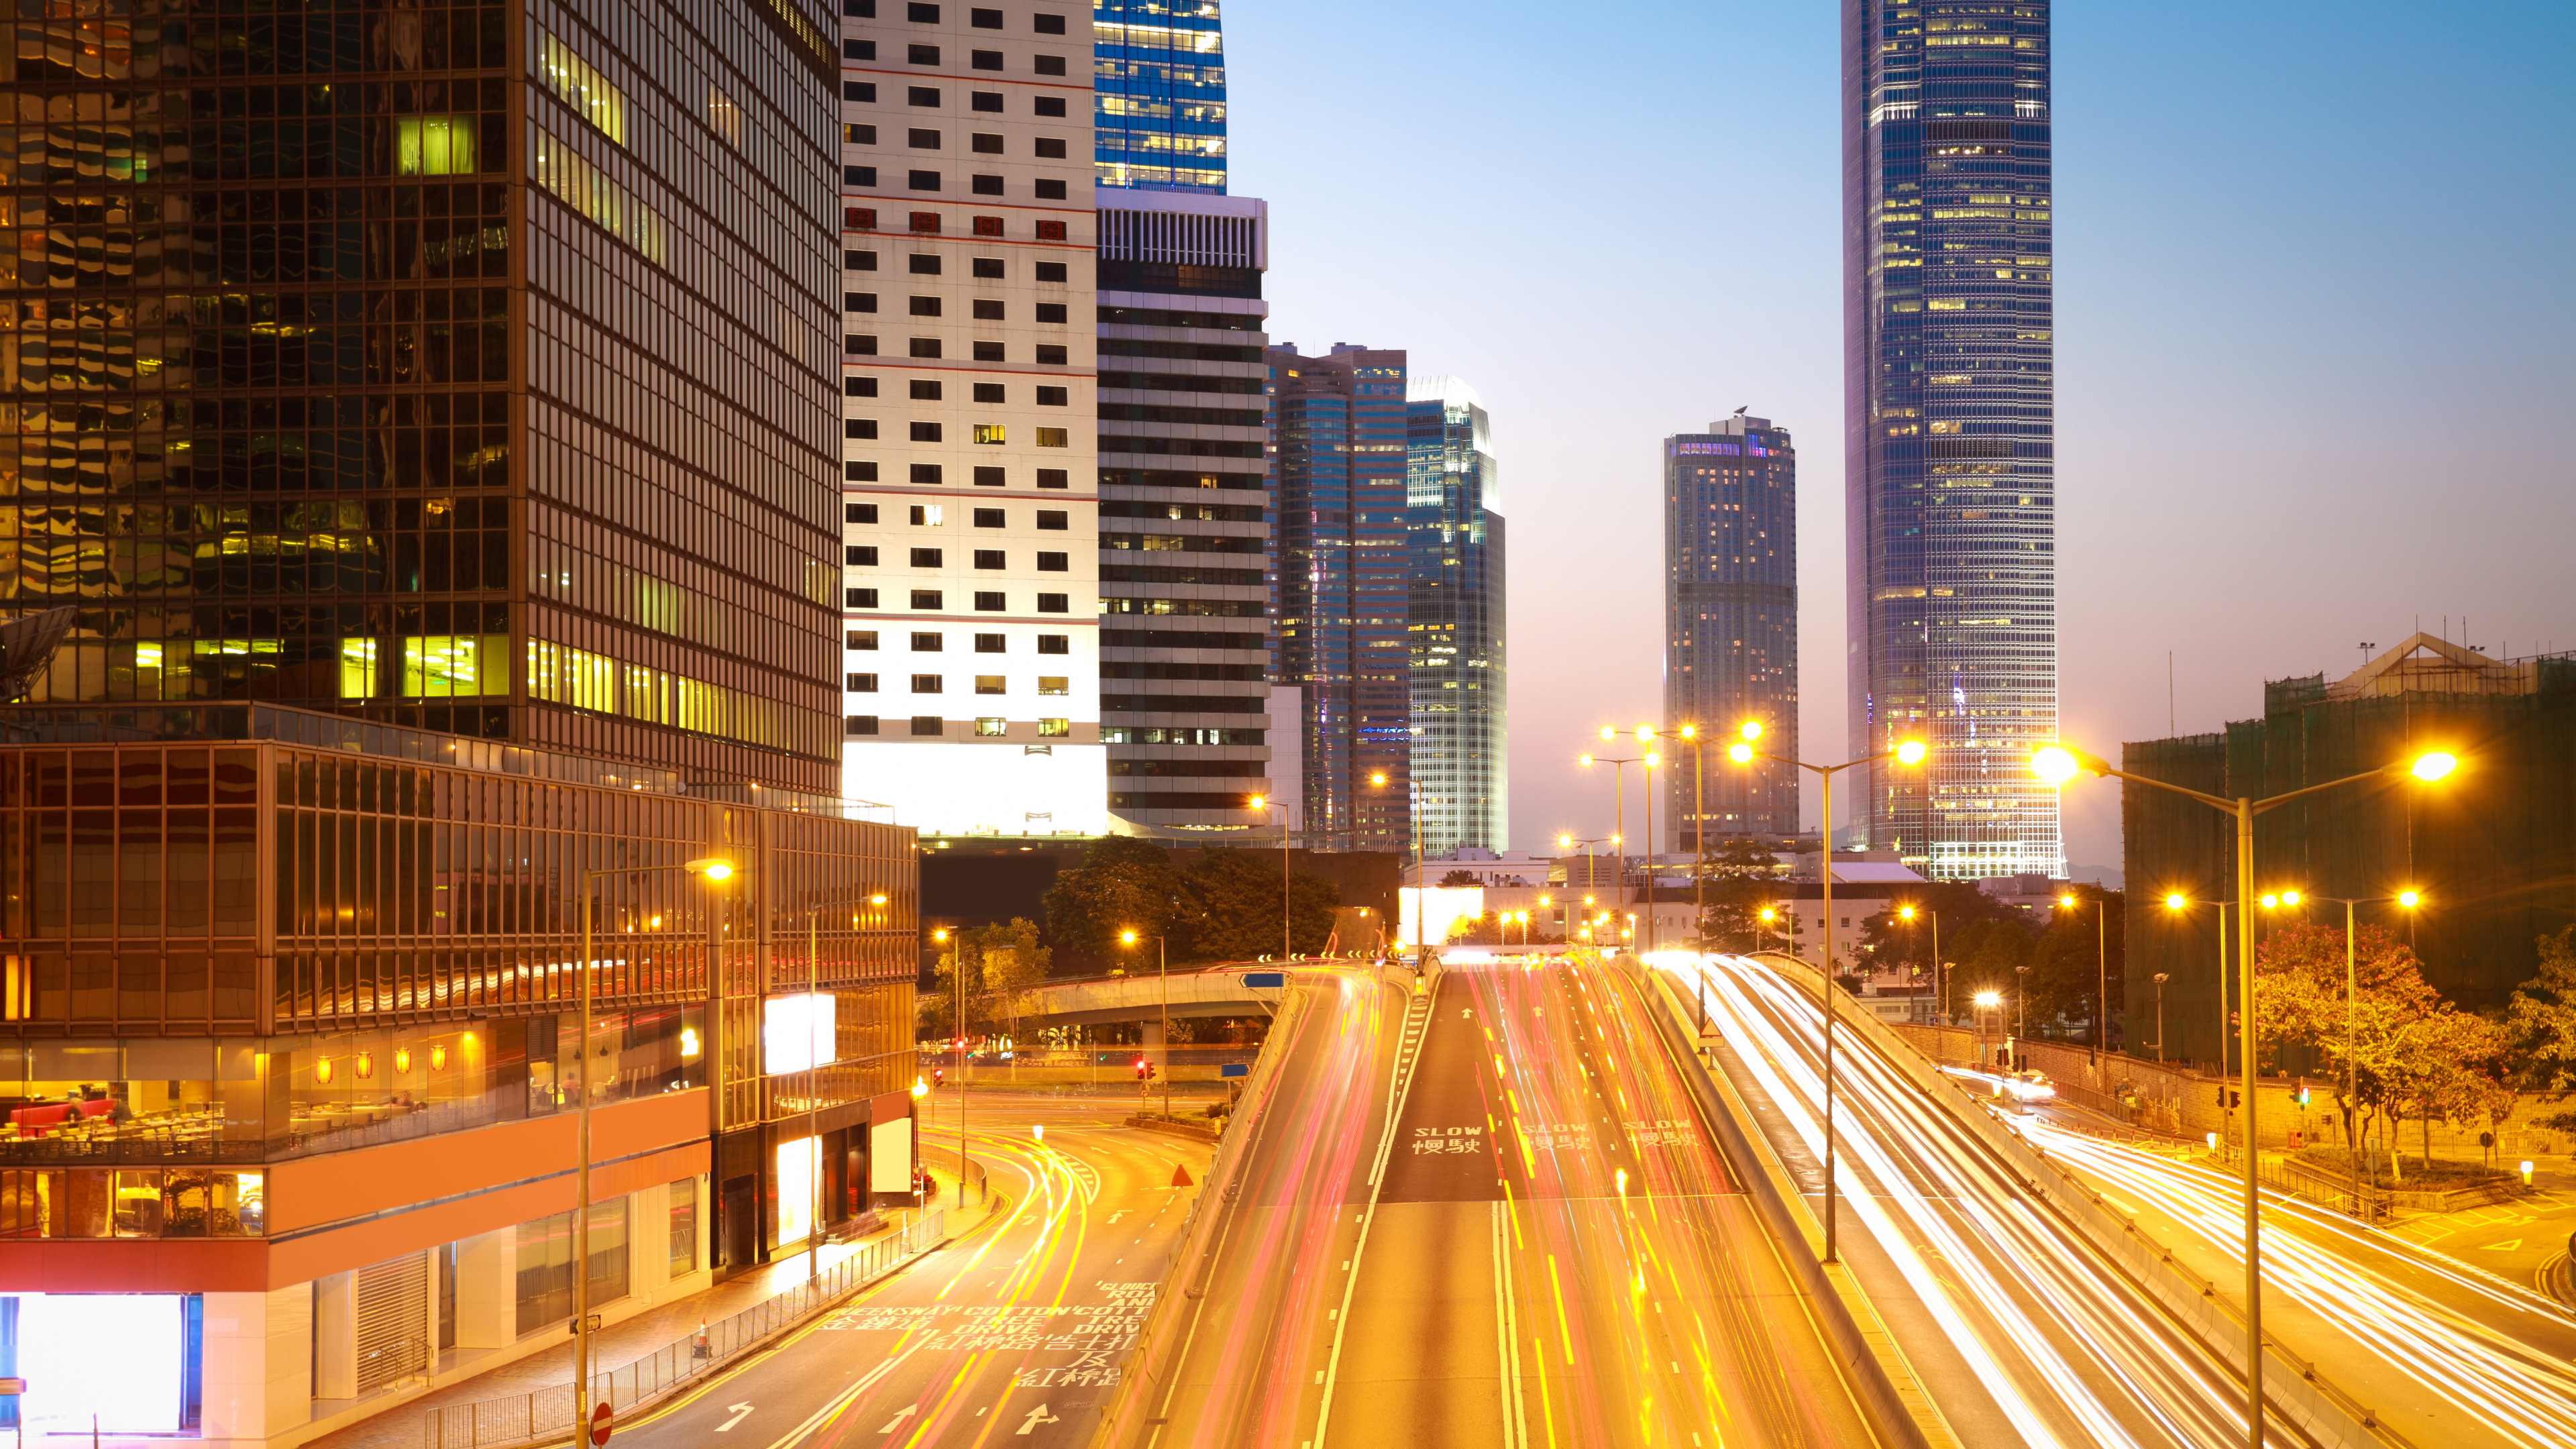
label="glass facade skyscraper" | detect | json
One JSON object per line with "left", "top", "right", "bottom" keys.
{"left": 1405, "top": 377, "right": 1505, "bottom": 856}
{"left": 1267, "top": 345, "right": 1408, "bottom": 853}
{"left": 1843, "top": 0, "right": 2061, "bottom": 878}
{"left": 1664, "top": 415, "right": 1796, "bottom": 845}
{"left": 1091, "top": 0, "right": 1226, "bottom": 193}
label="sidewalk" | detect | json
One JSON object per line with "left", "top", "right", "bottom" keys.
{"left": 306, "top": 1174, "right": 975, "bottom": 1449}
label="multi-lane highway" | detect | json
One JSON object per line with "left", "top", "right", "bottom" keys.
{"left": 601, "top": 1086, "right": 1210, "bottom": 1449}
{"left": 1126, "top": 957, "right": 1888, "bottom": 1448}
{"left": 1684, "top": 951, "right": 2324, "bottom": 1449}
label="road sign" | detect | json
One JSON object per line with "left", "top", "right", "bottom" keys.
{"left": 1170, "top": 1163, "right": 1194, "bottom": 1188}
{"left": 1242, "top": 971, "right": 1286, "bottom": 989}
{"left": 0, "top": 1377, "right": 22, "bottom": 1395}
{"left": 1220, "top": 1063, "right": 1248, "bottom": 1079}
{"left": 588, "top": 1400, "right": 612, "bottom": 1447}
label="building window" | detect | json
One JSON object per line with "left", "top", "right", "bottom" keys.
{"left": 970, "top": 7, "right": 1001, "bottom": 27}
{"left": 975, "top": 718, "right": 1009, "bottom": 736}
{"left": 906, "top": 2, "right": 938, "bottom": 19}
{"left": 845, "top": 419, "right": 878, "bottom": 439}
{"left": 971, "top": 48, "right": 1002, "bottom": 68}
{"left": 972, "top": 508, "right": 1006, "bottom": 527}
{"left": 846, "top": 673, "right": 878, "bottom": 692}
{"left": 846, "top": 588, "right": 879, "bottom": 608}
{"left": 1034, "top": 179, "right": 1066, "bottom": 200}
{"left": 1036, "top": 552, "right": 1068, "bottom": 572}
{"left": 973, "top": 591, "right": 1006, "bottom": 610}
{"left": 845, "top": 376, "right": 879, "bottom": 396}
{"left": 973, "top": 299, "right": 1005, "bottom": 320}
{"left": 1034, "top": 303, "right": 1067, "bottom": 323}
{"left": 847, "top": 715, "right": 879, "bottom": 735}
{"left": 972, "top": 91, "right": 1004, "bottom": 113}
{"left": 908, "top": 211, "right": 940, "bottom": 232}
{"left": 911, "top": 422, "right": 944, "bottom": 442}
{"left": 974, "top": 633, "right": 1006, "bottom": 651}
{"left": 845, "top": 545, "right": 878, "bottom": 566}
{"left": 1037, "top": 718, "right": 1069, "bottom": 737}
{"left": 1036, "top": 469, "right": 1069, "bottom": 489}
{"left": 909, "top": 338, "right": 941, "bottom": 358}
{"left": 971, "top": 174, "right": 1003, "bottom": 195}
{"left": 847, "top": 462, "right": 879, "bottom": 480}
{"left": 909, "top": 296, "right": 941, "bottom": 317}
{"left": 910, "top": 464, "right": 943, "bottom": 484}
{"left": 1034, "top": 428, "right": 1069, "bottom": 448}
{"left": 1035, "top": 510, "right": 1069, "bottom": 530}
{"left": 973, "top": 466, "right": 1005, "bottom": 486}
{"left": 1034, "top": 138, "right": 1066, "bottom": 159}
{"left": 1035, "top": 261, "right": 1066, "bottom": 282}
{"left": 907, "top": 42, "right": 940, "bottom": 64}
{"left": 912, "top": 674, "right": 943, "bottom": 693}
{"left": 843, "top": 165, "right": 877, "bottom": 187}
{"left": 972, "top": 258, "right": 1005, "bottom": 278}
{"left": 910, "top": 378, "right": 943, "bottom": 398}
{"left": 973, "top": 341, "right": 1006, "bottom": 361}
{"left": 1036, "top": 635, "right": 1069, "bottom": 654}
{"left": 1033, "top": 12, "right": 1065, "bottom": 33}
{"left": 845, "top": 333, "right": 878, "bottom": 355}
{"left": 906, "top": 87, "right": 941, "bottom": 107}
{"left": 847, "top": 504, "right": 881, "bottom": 526}
{"left": 1035, "top": 386, "right": 1067, "bottom": 406}
{"left": 396, "top": 115, "right": 480, "bottom": 174}
{"left": 910, "top": 632, "right": 943, "bottom": 651}
{"left": 971, "top": 133, "right": 1004, "bottom": 154}
{"left": 844, "top": 292, "right": 877, "bottom": 313}
{"left": 1036, "top": 594, "right": 1069, "bottom": 612}
{"left": 910, "top": 504, "right": 943, "bottom": 524}
{"left": 909, "top": 253, "right": 942, "bottom": 274}
{"left": 843, "top": 83, "right": 878, "bottom": 104}
{"left": 843, "top": 38, "right": 876, "bottom": 61}
{"left": 910, "top": 548, "right": 943, "bottom": 568}
{"left": 847, "top": 630, "right": 880, "bottom": 649}
{"left": 843, "top": 127, "right": 876, "bottom": 148}
{"left": 1034, "top": 345, "right": 1067, "bottom": 364}
{"left": 1038, "top": 676, "right": 1069, "bottom": 696}
{"left": 973, "top": 382, "right": 1006, "bottom": 403}
{"left": 1034, "top": 96, "right": 1065, "bottom": 118}
{"left": 973, "top": 215, "right": 1004, "bottom": 236}
{"left": 847, "top": 248, "right": 879, "bottom": 269}
{"left": 973, "top": 424, "right": 1004, "bottom": 444}
{"left": 912, "top": 716, "right": 943, "bottom": 736}
{"left": 1034, "top": 54, "right": 1065, "bottom": 76}
{"left": 973, "top": 549, "right": 1005, "bottom": 569}
{"left": 975, "top": 676, "right": 1005, "bottom": 695}
{"left": 910, "top": 590, "right": 944, "bottom": 609}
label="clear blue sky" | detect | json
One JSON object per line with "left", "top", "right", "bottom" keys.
{"left": 1226, "top": 0, "right": 2576, "bottom": 873}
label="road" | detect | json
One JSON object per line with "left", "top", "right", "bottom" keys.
{"left": 602, "top": 1086, "right": 1210, "bottom": 1449}
{"left": 1686, "top": 951, "right": 2326, "bottom": 1449}
{"left": 1132, "top": 957, "right": 1886, "bottom": 1448}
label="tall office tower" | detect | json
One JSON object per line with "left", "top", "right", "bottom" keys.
{"left": 1405, "top": 378, "right": 1507, "bottom": 855}
{"left": 1268, "top": 345, "right": 1411, "bottom": 853}
{"left": 837, "top": 0, "right": 1105, "bottom": 837}
{"left": 1664, "top": 415, "right": 1799, "bottom": 845}
{"left": 1092, "top": 0, "right": 1228, "bottom": 192}
{"left": 1843, "top": 0, "right": 2060, "bottom": 878}
{"left": 0, "top": 0, "right": 925, "bottom": 1436}
{"left": 1097, "top": 197, "right": 1273, "bottom": 834}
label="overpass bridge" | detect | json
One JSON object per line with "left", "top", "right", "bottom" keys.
{"left": 1004, "top": 964, "right": 1297, "bottom": 1028}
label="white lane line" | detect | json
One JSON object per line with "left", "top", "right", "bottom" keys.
{"left": 1492, "top": 1198, "right": 1528, "bottom": 1449}
{"left": 757, "top": 1344, "right": 920, "bottom": 1449}
{"left": 1312, "top": 983, "right": 1434, "bottom": 1449}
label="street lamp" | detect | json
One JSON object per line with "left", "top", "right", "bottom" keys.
{"left": 2033, "top": 740, "right": 2457, "bottom": 1449}
{"left": 2151, "top": 973, "right": 2170, "bottom": 1064}
{"left": 1249, "top": 794, "right": 1291, "bottom": 961}
{"left": 1898, "top": 903, "right": 1942, "bottom": 1025}
{"left": 574, "top": 855, "right": 732, "bottom": 1441}
{"left": 2300, "top": 889, "right": 2425, "bottom": 1214}
{"left": 1578, "top": 737, "right": 1657, "bottom": 955}
{"left": 2162, "top": 893, "right": 2239, "bottom": 1078}
{"left": 1370, "top": 771, "right": 1427, "bottom": 969}
{"left": 2059, "top": 890, "right": 2110, "bottom": 1063}
{"left": 1729, "top": 718, "right": 1927, "bottom": 1263}
{"left": 1758, "top": 904, "right": 1781, "bottom": 956}
{"left": 1972, "top": 988, "right": 2002, "bottom": 1074}
{"left": 1120, "top": 928, "right": 1170, "bottom": 1121}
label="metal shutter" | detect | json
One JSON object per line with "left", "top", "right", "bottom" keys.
{"left": 355, "top": 1252, "right": 428, "bottom": 1394}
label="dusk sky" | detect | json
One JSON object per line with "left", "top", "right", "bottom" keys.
{"left": 1226, "top": 0, "right": 2575, "bottom": 874}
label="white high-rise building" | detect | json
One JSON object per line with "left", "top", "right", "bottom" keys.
{"left": 835, "top": 0, "right": 1104, "bottom": 836}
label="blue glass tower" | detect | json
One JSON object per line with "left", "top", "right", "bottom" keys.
{"left": 1406, "top": 378, "right": 1507, "bottom": 856}
{"left": 1664, "top": 415, "right": 1796, "bottom": 845}
{"left": 1843, "top": 0, "right": 2061, "bottom": 879}
{"left": 1093, "top": 0, "right": 1229, "bottom": 193}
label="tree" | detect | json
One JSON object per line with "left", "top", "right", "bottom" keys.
{"left": 2504, "top": 925, "right": 2576, "bottom": 1130}
{"left": 1171, "top": 847, "right": 1338, "bottom": 961}
{"left": 1041, "top": 837, "right": 1181, "bottom": 970}
{"left": 1437, "top": 869, "right": 1481, "bottom": 888}
{"left": 2021, "top": 886, "right": 2125, "bottom": 1043}
{"left": 924, "top": 918, "right": 1053, "bottom": 1038}
{"left": 1695, "top": 839, "right": 1796, "bottom": 951}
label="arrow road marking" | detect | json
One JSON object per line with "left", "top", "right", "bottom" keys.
{"left": 716, "top": 1403, "right": 755, "bottom": 1433}
{"left": 757, "top": 1344, "right": 920, "bottom": 1449}
{"left": 876, "top": 1406, "right": 918, "bottom": 1434}
{"left": 1017, "top": 1404, "right": 1060, "bottom": 1435}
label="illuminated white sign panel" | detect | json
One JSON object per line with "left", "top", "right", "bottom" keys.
{"left": 762, "top": 992, "right": 837, "bottom": 1076}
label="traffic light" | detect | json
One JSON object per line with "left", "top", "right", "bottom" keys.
{"left": 932, "top": 1067, "right": 945, "bottom": 1087}
{"left": 2294, "top": 1079, "right": 2311, "bottom": 1108}
{"left": 1134, "top": 1057, "right": 1148, "bottom": 1081}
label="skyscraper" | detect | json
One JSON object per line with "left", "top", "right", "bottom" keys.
{"left": 1092, "top": 0, "right": 1228, "bottom": 192}
{"left": 1268, "top": 345, "right": 1410, "bottom": 853}
{"left": 835, "top": 1, "right": 1107, "bottom": 837}
{"left": 1664, "top": 415, "right": 1797, "bottom": 845}
{"left": 1406, "top": 378, "right": 1506, "bottom": 856}
{"left": 1843, "top": 0, "right": 2061, "bottom": 878}
{"left": 1097, "top": 196, "right": 1274, "bottom": 835}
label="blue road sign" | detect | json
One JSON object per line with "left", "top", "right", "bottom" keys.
{"left": 1241, "top": 971, "right": 1287, "bottom": 989}
{"left": 1220, "top": 1063, "right": 1249, "bottom": 1079}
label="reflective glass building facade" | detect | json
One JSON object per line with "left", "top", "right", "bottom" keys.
{"left": 1090, "top": 0, "right": 1225, "bottom": 193}
{"left": 1267, "top": 345, "right": 1407, "bottom": 853}
{"left": 1843, "top": 0, "right": 2059, "bottom": 879}
{"left": 1405, "top": 377, "right": 1503, "bottom": 856}
{"left": 1663, "top": 415, "right": 1796, "bottom": 845}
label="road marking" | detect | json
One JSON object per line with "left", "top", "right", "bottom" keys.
{"left": 2482, "top": 1238, "right": 2525, "bottom": 1251}
{"left": 716, "top": 1403, "right": 755, "bottom": 1433}
{"left": 875, "top": 1405, "right": 917, "bottom": 1434}
{"left": 1491, "top": 1199, "right": 1529, "bottom": 1449}
{"left": 1311, "top": 983, "right": 1435, "bottom": 1449}
{"left": 753, "top": 1344, "right": 918, "bottom": 1449}
{"left": 1017, "top": 1403, "right": 1060, "bottom": 1434}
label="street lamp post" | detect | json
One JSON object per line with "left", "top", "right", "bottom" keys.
{"left": 1972, "top": 989, "right": 2002, "bottom": 1077}
{"left": 1578, "top": 742, "right": 1653, "bottom": 957}
{"left": 1118, "top": 929, "right": 1171, "bottom": 1120}
{"left": 2304, "top": 890, "right": 2424, "bottom": 1214}
{"left": 574, "top": 855, "right": 733, "bottom": 1442}
{"left": 1727, "top": 720, "right": 1927, "bottom": 1264}
{"left": 2033, "top": 741, "right": 2457, "bottom": 1449}
{"left": 2059, "top": 890, "right": 2110, "bottom": 1063}
{"left": 2162, "top": 894, "right": 2239, "bottom": 1078}
{"left": 1368, "top": 772, "right": 1426, "bottom": 969}
{"left": 1249, "top": 795, "right": 1291, "bottom": 961}
{"left": 2013, "top": 963, "right": 2029, "bottom": 1053}
{"left": 932, "top": 926, "right": 965, "bottom": 1207}
{"left": 2152, "top": 973, "right": 2169, "bottom": 1064}
{"left": 1898, "top": 904, "right": 1941, "bottom": 1027}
